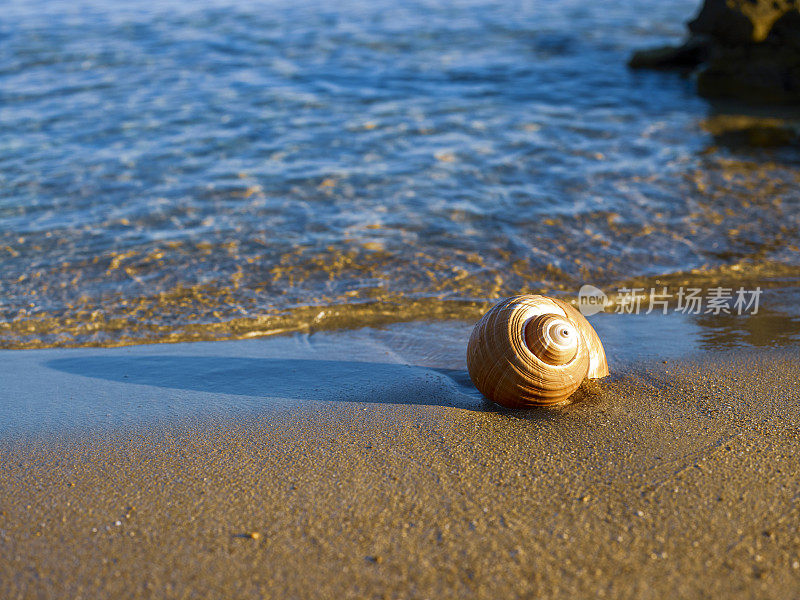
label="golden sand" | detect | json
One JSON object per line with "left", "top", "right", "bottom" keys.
{"left": 1, "top": 350, "right": 799, "bottom": 598}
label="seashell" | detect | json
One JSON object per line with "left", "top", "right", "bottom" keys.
{"left": 467, "top": 295, "right": 608, "bottom": 408}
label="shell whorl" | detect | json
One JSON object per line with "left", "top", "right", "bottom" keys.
{"left": 466, "top": 295, "right": 608, "bottom": 408}
{"left": 525, "top": 314, "right": 579, "bottom": 366}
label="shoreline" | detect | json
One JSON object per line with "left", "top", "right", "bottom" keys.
{"left": 3, "top": 263, "right": 798, "bottom": 351}
{"left": 1, "top": 307, "right": 789, "bottom": 439}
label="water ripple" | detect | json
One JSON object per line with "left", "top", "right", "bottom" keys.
{"left": 1, "top": 0, "right": 799, "bottom": 347}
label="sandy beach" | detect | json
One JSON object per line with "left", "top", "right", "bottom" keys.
{"left": 3, "top": 0, "right": 800, "bottom": 596}
{"left": 2, "top": 318, "right": 799, "bottom": 599}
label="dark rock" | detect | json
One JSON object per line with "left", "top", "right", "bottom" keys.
{"left": 631, "top": 0, "right": 800, "bottom": 103}
{"left": 766, "top": 8, "right": 800, "bottom": 49}
{"left": 628, "top": 36, "right": 710, "bottom": 69}
{"left": 690, "top": 0, "right": 799, "bottom": 42}
{"left": 688, "top": 0, "right": 756, "bottom": 44}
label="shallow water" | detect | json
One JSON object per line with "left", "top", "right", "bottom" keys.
{"left": 3, "top": 303, "right": 799, "bottom": 436}
{"left": 1, "top": 0, "right": 799, "bottom": 348}
{"left": 0, "top": 310, "right": 750, "bottom": 436}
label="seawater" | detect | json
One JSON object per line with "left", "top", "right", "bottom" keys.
{"left": 1, "top": 0, "right": 799, "bottom": 348}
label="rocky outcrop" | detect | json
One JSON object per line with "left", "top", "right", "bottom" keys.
{"left": 630, "top": 0, "right": 800, "bottom": 103}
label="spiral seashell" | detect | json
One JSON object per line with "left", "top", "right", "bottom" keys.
{"left": 466, "top": 295, "right": 608, "bottom": 408}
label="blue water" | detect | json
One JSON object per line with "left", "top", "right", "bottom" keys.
{"left": 1, "top": 0, "right": 799, "bottom": 348}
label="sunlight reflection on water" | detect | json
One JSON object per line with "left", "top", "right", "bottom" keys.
{"left": 1, "top": 0, "right": 798, "bottom": 348}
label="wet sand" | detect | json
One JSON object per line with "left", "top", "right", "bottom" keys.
{"left": 1, "top": 324, "right": 799, "bottom": 598}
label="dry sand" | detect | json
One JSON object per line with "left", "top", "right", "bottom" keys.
{"left": 1, "top": 322, "right": 799, "bottom": 599}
